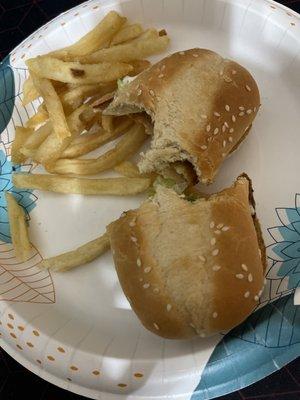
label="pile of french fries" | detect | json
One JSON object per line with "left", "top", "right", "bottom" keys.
{"left": 7, "top": 11, "right": 170, "bottom": 271}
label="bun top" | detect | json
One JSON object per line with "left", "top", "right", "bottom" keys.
{"left": 107, "top": 175, "right": 266, "bottom": 339}
{"left": 104, "top": 48, "right": 260, "bottom": 184}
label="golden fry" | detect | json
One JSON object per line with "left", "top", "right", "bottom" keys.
{"left": 50, "top": 11, "right": 126, "bottom": 59}
{"left": 20, "top": 120, "right": 52, "bottom": 152}
{"left": 102, "top": 115, "right": 114, "bottom": 132}
{"left": 114, "top": 161, "right": 140, "bottom": 178}
{"left": 38, "top": 233, "right": 110, "bottom": 272}
{"left": 11, "top": 126, "right": 33, "bottom": 164}
{"left": 48, "top": 123, "right": 147, "bottom": 175}
{"left": 77, "top": 36, "right": 170, "bottom": 64}
{"left": 25, "top": 104, "right": 48, "bottom": 129}
{"left": 31, "top": 73, "right": 71, "bottom": 139}
{"left": 13, "top": 173, "right": 151, "bottom": 196}
{"left": 5, "top": 192, "right": 31, "bottom": 262}
{"left": 22, "top": 76, "right": 39, "bottom": 105}
{"left": 111, "top": 23, "right": 143, "bottom": 45}
{"left": 27, "top": 56, "right": 133, "bottom": 84}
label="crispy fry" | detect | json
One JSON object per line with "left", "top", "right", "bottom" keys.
{"left": 25, "top": 104, "right": 48, "bottom": 129}
{"left": 5, "top": 192, "right": 31, "bottom": 262}
{"left": 38, "top": 233, "right": 110, "bottom": 272}
{"left": 33, "top": 105, "right": 93, "bottom": 165}
{"left": 13, "top": 173, "right": 151, "bottom": 196}
{"left": 50, "top": 11, "right": 126, "bottom": 59}
{"left": 111, "top": 23, "right": 143, "bottom": 45}
{"left": 20, "top": 120, "right": 52, "bottom": 152}
{"left": 27, "top": 56, "right": 133, "bottom": 84}
{"left": 61, "top": 118, "right": 132, "bottom": 158}
{"left": 102, "top": 115, "right": 114, "bottom": 132}
{"left": 48, "top": 123, "right": 147, "bottom": 175}
{"left": 31, "top": 73, "right": 71, "bottom": 139}
{"left": 61, "top": 82, "right": 116, "bottom": 113}
{"left": 11, "top": 126, "right": 33, "bottom": 164}
{"left": 77, "top": 36, "right": 170, "bottom": 64}
{"left": 22, "top": 76, "right": 39, "bottom": 105}
{"left": 91, "top": 91, "right": 115, "bottom": 108}
{"left": 114, "top": 161, "right": 140, "bottom": 178}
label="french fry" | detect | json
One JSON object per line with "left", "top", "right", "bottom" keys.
{"left": 61, "top": 118, "right": 132, "bottom": 159}
{"left": 111, "top": 23, "right": 143, "bottom": 45}
{"left": 77, "top": 36, "right": 170, "bottom": 64}
{"left": 61, "top": 82, "right": 116, "bottom": 114}
{"left": 27, "top": 56, "right": 133, "bottom": 84}
{"left": 20, "top": 120, "right": 52, "bottom": 152}
{"left": 38, "top": 233, "right": 110, "bottom": 272}
{"left": 50, "top": 11, "right": 126, "bottom": 59}
{"left": 22, "top": 76, "right": 39, "bottom": 105}
{"left": 31, "top": 73, "right": 71, "bottom": 139}
{"left": 33, "top": 105, "right": 93, "bottom": 165}
{"left": 114, "top": 161, "right": 140, "bottom": 178}
{"left": 48, "top": 123, "right": 147, "bottom": 175}
{"left": 11, "top": 126, "right": 33, "bottom": 164}
{"left": 13, "top": 173, "right": 151, "bottom": 196}
{"left": 25, "top": 103, "right": 48, "bottom": 129}
{"left": 102, "top": 115, "right": 114, "bottom": 132}
{"left": 5, "top": 192, "right": 31, "bottom": 262}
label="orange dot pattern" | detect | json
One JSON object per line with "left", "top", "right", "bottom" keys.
{"left": 33, "top": 330, "right": 40, "bottom": 336}
{"left": 16, "top": 345, "right": 23, "bottom": 350}
{"left": 70, "top": 366, "right": 78, "bottom": 371}
{"left": 118, "top": 383, "right": 127, "bottom": 388}
{"left": 8, "top": 314, "right": 14, "bottom": 320}
{"left": 26, "top": 342, "right": 34, "bottom": 348}
{"left": 57, "top": 347, "right": 66, "bottom": 353}
{"left": 7, "top": 323, "right": 14, "bottom": 329}
{"left": 18, "top": 326, "right": 25, "bottom": 331}
{"left": 47, "top": 356, "right": 55, "bottom": 361}
{"left": 92, "top": 370, "right": 100, "bottom": 376}
{"left": 10, "top": 333, "right": 17, "bottom": 339}
{"left": 134, "top": 373, "right": 144, "bottom": 378}
{"left": 37, "top": 360, "right": 42, "bottom": 364}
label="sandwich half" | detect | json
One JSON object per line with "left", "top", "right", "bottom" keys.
{"left": 104, "top": 48, "right": 260, "bottom": 184}
{"left": 107, "top": 175, "right": 266, "bottom": 339}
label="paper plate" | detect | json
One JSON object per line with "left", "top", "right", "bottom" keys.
{"left": 0, "top": 0, "right": 299, "bottom": 399}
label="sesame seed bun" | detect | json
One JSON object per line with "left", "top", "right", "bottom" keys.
{"left": 104, "top": 48, "right": 260, "bottom": 184}
{"left": 107, "top": 175, "right": 266, "bottom": 339}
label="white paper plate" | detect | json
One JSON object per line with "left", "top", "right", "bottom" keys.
{"left": 0, "top": 0, "right": 299, "bottom": 399}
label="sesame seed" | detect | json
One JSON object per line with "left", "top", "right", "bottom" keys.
{"left": 179, "top": 51, "right": 185, "bottom": 55}
{"left": 149, "top": 89, "right": 155, "bottom": 97}
{"left": 212, "top": 249, "right": 219, "bottom": 256}
{"left": 246, "top": 109, "right": 252, "bottom": 114}
{"left": 246, "top": 85, "right": 251, "bottom": 92}
{"left": 214, "top": 111, "right": 221, "bottom": 117}
{"left": 241, "top": 264, "right": 248, "bottom": 271}
{"left": 225, "top": 105, "right": 230, "bottom": 112}
{"left": 201, "top": 114, "right": 208, "bottom": 119}
{"left": 244, "top": 291, "right": 250, "bottom": 298}
{"left": 254, "top": 295, "right": 259, "bottom": 301}
{"left": 229, "top": 128, "right": 234, "bottom": 133}
{"left": 210, "top": 238, "right": 216, "bottom": 246}
{"left": 153, "top": 323, "right": 159, "bottom": 330}
{"left": 193, "top": 53, "right": 199, "bottom": 57}
{"left": 166, "top": 304, "right": 172, "bottom": 312}
{"left": 214, "top": 230, "right": 221, "bottom": 235}
{"left": 224, "top": 121, "right": 229, "bottom": 128}
{"left": 210, "top": 221, "right": 215, "bottom": 228}
{"left": 158, "top": 74, "right": 164, "bottom": 78}
{"left": 212, "top": 265, "right": 221, "bottom": 271}
{"left": 143, "top": 283, "right": 150, "bottom": 289}
{"left": 222, "top": 226, "right": 229, "bottom": 231}
{"left": 213, "top": 312, "right": 218, "bottom": 318}
{"left": 217, "top": 223, "right": 223, "bottom": 229}
{"left": 200, "top": 145, "right": 207, "bottom": 150}
{"left": 228, "top": 136, "right": 233, "bottom": 142}
{"left": 131, "top": 236, "right": 137, "bottom": 243}
{"left": 258, "top": 289, "right": 263, "bottom": 296}
{"left": 248, "top": 273, "right": 253, "bottom": 282}
{"left": 199, "top": 255, "right": 206, "bottom": 262}
{"left": 144, "top": 267, "right": 152, "bottom": 273}
{"left": 137, "top": 258, "right": 142, "bottom": 267}
{"left": 232, "top": 70, "right": 237, "bottom": 75}
{"left": 222, "top": 125, "right": 226, "bottom": 133}
{"left": 213, "top": 128, "right": 219, "bottom": 135}
{"left": 153, "top": 288, "right": 160, "bottom": 294}
{"left": 137, "top": 89, "right": 142, "bottom": 96}
{"left": 236, "top": 274, "right": 244, "bottom": 279}
{"left": 232, "top": 115, "right": 236, "bottom": 122}
{"left": 239, "top": 112, "right": 245, "bottom": 116}
{"left": 239, "top": 106, "right": 245, "bottom": 111}
{"left": 129, "top": 219, "right": 136, "bottom": 227}
{"left": 223, "top": 140, "right": 226, "bottom": 148}
{"left": 206, "top": 124, "right": 211, "bottom": 132}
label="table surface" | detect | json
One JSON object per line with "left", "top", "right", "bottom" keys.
{"left": 0, "top": 0, "right": 299, "bottom": 399}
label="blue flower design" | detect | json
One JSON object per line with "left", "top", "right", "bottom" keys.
{"left": 0, "top": 147, "right": 37, "bottom": 242}
{"left": 267, "top": 194, "right": 300, "bottom": 291}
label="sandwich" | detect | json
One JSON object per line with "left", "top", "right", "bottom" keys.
{"left": 107, "top": 175, "right": 266, "bottom": 339}
{"left": 104, "top": 48, "right": 260, "bottom": 184}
